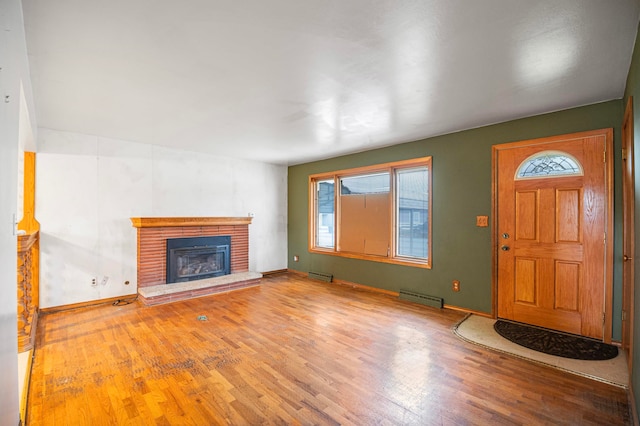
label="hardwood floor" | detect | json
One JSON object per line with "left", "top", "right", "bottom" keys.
{"left": 27, "top": 274, "right": 631, "bottom": 425}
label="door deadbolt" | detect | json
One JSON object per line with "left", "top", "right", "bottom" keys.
{"left": 502, "top": 233, "right": 510, "bottom": 239}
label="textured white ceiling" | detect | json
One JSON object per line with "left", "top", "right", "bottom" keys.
{"left": 22, "top": 1, "right": 640, "bottom": 165}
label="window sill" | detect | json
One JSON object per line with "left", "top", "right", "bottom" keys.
{"left": 309, "top": 248, "right": 431, "bottom": 269}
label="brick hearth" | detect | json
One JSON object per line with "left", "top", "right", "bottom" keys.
{"left": 131, "top": 217, "right": 261, "bottom": 305}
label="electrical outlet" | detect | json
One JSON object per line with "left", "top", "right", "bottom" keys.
{"left": 476, "top": 216, "right": 489, "bottom": 227}
{"left": 91, "top": 277, "right": 97, "bottom": 286}
{"left": 293, "top": 255, "right": 299, "bottom": 262}
{"left": 452, "top": 280, "right": 460, "bottom": 292}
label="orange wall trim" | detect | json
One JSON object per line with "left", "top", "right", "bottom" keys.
{"left": 39, "top": 294, "right": 138, "bottom": 314}
{"left": 443, "top": 305, "right": 493, "bottom": 318}
{"left": 287, "top": 269, "right": 398, "bottom": 297}
{"left": 288, "top": 269, "right": 493, "bottom": 317}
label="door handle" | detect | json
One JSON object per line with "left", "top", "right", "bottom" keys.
{"left": 624, "top": 255, "right": 633, "bottom": 261}
{"left": 501, "top": 245, "right": 510, "bottom": 251}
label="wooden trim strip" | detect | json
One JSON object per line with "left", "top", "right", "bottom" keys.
{"left": 287, "top": 269, "right": 399, "bottom": 297}
{"left": 443, "top": 304, "right": 493, "bottom": 318}
{"left": 290, "top": 270, "right": 494, "bottom": 316}
{"left": 40, "top": 294, "right": 138, "bottom": 314}
{"left": 332, "top": 278, "right": 399, "bottom": 297}
{"left": 261, "top": 269, "right": 289, "bottom": 277}
{"left": 604, "top": 128, "right": 615, "bottom": 343}
{"left": 131, "top": 217, "right": 253, "bottom": 228}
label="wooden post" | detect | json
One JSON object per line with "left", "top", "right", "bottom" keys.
{"left": 18, "top": 151, "right": 40, "bottom": 234}
{"left": 17, "top": 151, "right": 40, "bottom": 352}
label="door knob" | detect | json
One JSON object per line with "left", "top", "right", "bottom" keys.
{"left": 501, "top": 245, "right": 510, "bottom": 251}
{"left": 624, "top": 255, "right": 633, "bottom": 261}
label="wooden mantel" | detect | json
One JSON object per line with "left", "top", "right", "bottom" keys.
{"left": 130, "top": 216, "right": 252, "bottom": 228}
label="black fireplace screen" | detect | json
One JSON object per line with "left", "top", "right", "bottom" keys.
{"left": 166, "top": 236, "right": 231, "bottom": 283}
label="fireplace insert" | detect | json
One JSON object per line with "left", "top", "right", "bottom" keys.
{"left": 166, "top": 236, "right": 231, "bottom": 283}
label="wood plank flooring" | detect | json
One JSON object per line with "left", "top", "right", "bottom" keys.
{"left": 27, "top": 274, "right": 631, "bottom": 425}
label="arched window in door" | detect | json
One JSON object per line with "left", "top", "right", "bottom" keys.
{"left": 515, "top": 150, "right": 583, "bottom": 179}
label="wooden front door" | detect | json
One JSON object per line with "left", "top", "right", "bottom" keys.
{"left": 495, "top": 129, "right": 613, "bottom": 340}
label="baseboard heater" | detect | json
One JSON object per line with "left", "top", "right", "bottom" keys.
{"left": 398, "top": 289, "right": 443, "bottom": 308}
{"left": 308, "top": 271, "right": 333, "bottom": 282}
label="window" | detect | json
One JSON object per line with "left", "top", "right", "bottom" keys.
{"left": 515, "top": 150, "right": 583, "bottom": 179}
{"left": 396, "top": 167, "right": 428, "bottom": 259}
{"left": 309, "top": 157, "right": 431, "bottom": 268}
{"left": 316, "top": 179, "right": 335, "bottom": 248}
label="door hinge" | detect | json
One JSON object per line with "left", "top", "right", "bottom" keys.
{"left": 622, "top": 310, "right": 627, "bottom": 321}
{"left": 623, "top": 148, "right": 628, "bottom": 161}
{"left": 604, "top": 150, "right": 606, "bottom": 163}
{"left": 603, "top": 312, "right": 606, "bottom": 324}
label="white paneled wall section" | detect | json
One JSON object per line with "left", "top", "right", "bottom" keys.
{"left": 36, "top": 128, "right": 287, "bottom": 308}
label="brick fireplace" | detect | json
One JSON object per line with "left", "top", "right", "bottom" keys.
{"left": 131, "top": 217, "right": 262, "bottom": 305}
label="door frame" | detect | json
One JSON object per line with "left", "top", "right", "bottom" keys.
{"left": 491, "top": 129, "right": 614, "bottom": 342}
{"left": 622, "top": 96, "right": 635, "bottom": 369}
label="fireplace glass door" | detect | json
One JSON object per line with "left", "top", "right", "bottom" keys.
{"left": 174, "top": 247, "right": 227, "bottom": 282}
{"left": 166, "top": 236, "right": 231, "bottom": 283}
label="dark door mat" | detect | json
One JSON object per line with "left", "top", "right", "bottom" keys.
{"left": 494, "top": 320, "right": 618, "bottom": 361}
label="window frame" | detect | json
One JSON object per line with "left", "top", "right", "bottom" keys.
{"left": 308, "top": 157, "right": 432, "bottom": 269}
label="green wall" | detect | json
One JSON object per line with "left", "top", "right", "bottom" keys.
{"left": 623, "top": 23, "right": 640, "bottom": 420}
{"left": 288, "top": 100, "right": 623, "bottom": 335}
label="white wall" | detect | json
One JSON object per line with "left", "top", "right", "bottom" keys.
{"left": 36, "top": 128, "right": 288, "bottom": 308}
{"left": 0, "top": 0, "right": 37, "bottom": 423}
{"left": 16, "top": 85, "right": 37, "bottom": 222}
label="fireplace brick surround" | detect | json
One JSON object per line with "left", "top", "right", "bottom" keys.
{"left": 131, "top": 217, "right": 261, "bottom": 305}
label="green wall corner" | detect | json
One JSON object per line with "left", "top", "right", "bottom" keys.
{"left": 288, "top": 100, "right": 623, "bottom": 335}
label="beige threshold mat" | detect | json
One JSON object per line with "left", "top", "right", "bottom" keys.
{"left": 453, "top": 314, "right": 629, "bottom": 388}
